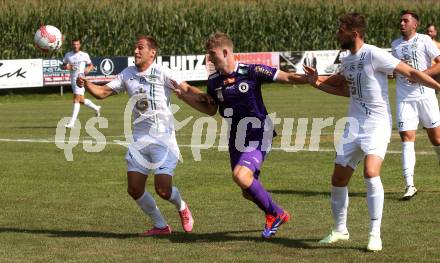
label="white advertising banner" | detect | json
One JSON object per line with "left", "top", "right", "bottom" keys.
{"left": 0, "top": 59, "right": 43, "bottom": 89}
{"left": 128, "top": 55, "right": 209, "bottom": 81}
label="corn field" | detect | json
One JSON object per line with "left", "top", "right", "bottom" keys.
{"left": 1, "top": 0, "right": 440, "bottom": 59}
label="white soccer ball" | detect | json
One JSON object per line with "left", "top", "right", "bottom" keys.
{"left": 34, "top": 25, "right": 63, "bottom": 52}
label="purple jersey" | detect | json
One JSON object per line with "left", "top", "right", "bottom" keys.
{"left": 207, "top": 63, "right": 278, "bottom": 152}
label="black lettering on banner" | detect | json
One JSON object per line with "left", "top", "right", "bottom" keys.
{"left": 0, "top": 63, "right": 27, "bottom": 79}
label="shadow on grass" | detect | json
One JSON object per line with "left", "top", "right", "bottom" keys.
{"left": 0, "top": 227, "right": 364, "bottom": 251}
{"left": 269, "top": 189, "right": 409, "bottom": 199}
{"left": 157, "top": 230, "right": 365, "bottom": 251}
{"left": 268, "top": 190, "right": 364, "bottom": 197}
{"left": 0, "top": 227, "right": 138, "bottom": 239}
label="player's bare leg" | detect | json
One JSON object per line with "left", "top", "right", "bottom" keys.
{"left": 155, "top": 174, "right": 193, "bottom": 232}
{"left": 127, "top": 171, "right": 170, "bottom": 236}
{"left": 319, "top": 164, "right": 353, "bottom": 244}
{"left": 426, "top": 126, "right": 440, "bottom": 165}
{"left": 400, "top": 130, "right": 418, "bottom": 200}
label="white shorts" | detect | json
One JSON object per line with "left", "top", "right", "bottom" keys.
{"left": 335, "top": 125, "right": 390, "bottom": 169}
{"left": 72, "top": 84, "right": 85, "bottom": 96}
{"left": 397, "top": 98, "right": 440, "bottom": 131}
{"left": 125, "top": 143, "right": 178, "bottom": 176}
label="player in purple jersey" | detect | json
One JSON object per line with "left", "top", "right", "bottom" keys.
{"left": 174, "top": 32, "right": 308, "bottom": 238}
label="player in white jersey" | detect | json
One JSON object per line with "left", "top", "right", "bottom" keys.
{"left": 76, "top": 35, "right": 194, "bottom": 236}
{"left": 304, "top": 12, "right": 440, "bottom": 252}
{"left": 62, "top": 38, "right": 101, "bottom": 128}
{"left": 392, "top": 11, "right": 440, "bottom": 200}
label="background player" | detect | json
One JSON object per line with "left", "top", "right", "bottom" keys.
{"left": 304, "top": 12, "right": 440, "bottom": 251}
{"left": 62, "top": 38, "right": 101, "bottom": 128}
{"left": 391, "top": 10, "right": 440, "bottom": 200}
{"left": 76, "top": 35, "right": 193, "bottom": 236}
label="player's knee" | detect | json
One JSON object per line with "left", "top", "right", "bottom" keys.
{"left": 331, "top": 174, "right": 349, "bottom": 187}
{"left": 127, "top": 185, "right": 143, "bottom": 200}
{"left": 155, "top": 186, "right": 171, "bottom": 200}
{"left": 429, "top": 136, "right": 440, "bottom": 146}
{"left": 364, "top": 168, "right": 379, "bottom": 178}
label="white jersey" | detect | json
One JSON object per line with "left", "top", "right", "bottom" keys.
{"left": 63, "top": 51, "right": 92, "bottom": 80}
{"left": 340, "top": 44, "right": 400, "bottom": 125}
{"left": 107, "top": 63, "right": 183, "bottom": 141}
{"left": 392, "top": 33, "right": 440, "bottom": 101}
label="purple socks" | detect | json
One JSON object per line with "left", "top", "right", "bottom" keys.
{"left": 245, "top": 178, "right": 283, "bottom": 216}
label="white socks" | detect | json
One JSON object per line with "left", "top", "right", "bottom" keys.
{"left": 365, "top": 177, "right": 384, "bottom": 236}
{"left": 434, "top": 145, "right": 440, "bottom": 162}
{"left": 168, "top": 186, "right": 185, "bottom": 211}
{"left": 331, "top": 186, "right": 349, "bottom": 234}
{"left": 83, "top": 98, "right": 100, "bottom": 111}
{"left": 136, "top": 191, "right": 167, "bottom": 228}
{"left": 68, "top": 102, "right": 81, "bottom": 125}
{"left": 401, "top": 142, "right": 415, "bottom": 187}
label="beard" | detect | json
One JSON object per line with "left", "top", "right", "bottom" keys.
{"left": 340, "top": 39, "right": 355, "bottom": 50}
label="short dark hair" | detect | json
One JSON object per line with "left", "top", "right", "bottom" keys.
{"left": 136, "top": 34, "right": 158, "bottom": 50}
{"left": 338, "top": 12, "right": 367, "bottom": 38}
{"left": 426, "top": 23, "right": 437, "bottom": 30}
{"left": 401, "top": 10, "right": 419, "bottom": 22}
{"left": 71, "top": 38, "right": 81, "bottom": 43}
{"left": 205, "top": 32, "right": 234, "bottom": 51}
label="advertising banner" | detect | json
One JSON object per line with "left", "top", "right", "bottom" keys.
{"left": 0, "top": 59, "right": 43, "bottom": 89}
{"left": 43, "top": 56, "right": 128, "bottom": 86}
{"left": 128, "top": 55, "right": 209, "bottom": 81}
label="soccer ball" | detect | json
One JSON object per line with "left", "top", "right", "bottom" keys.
{"left": 34, "top": 25, "right": 63, "bottom": 52}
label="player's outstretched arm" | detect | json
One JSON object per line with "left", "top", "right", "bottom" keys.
{"left": 274, "top": 70, "right": 308, "bottom": 84}
{"left": 395, "top": 61, "right": 440, "bottom": 91}
{"left": 77, "top": 76, "right": 114, "bottom": 99}
{"left": 172, "top": 81, "right": 218, "bottom": 116}
{"left": 303, "top": 65, "right": 350, "bottom": 97}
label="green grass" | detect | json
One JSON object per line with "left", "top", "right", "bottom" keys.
{"left": 0, "top": 81, "right": 439, "bottom": 262}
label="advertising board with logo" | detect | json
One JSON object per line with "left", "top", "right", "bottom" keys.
{"left": 43, "top": 56, "right": 128, "bottom": 86}
{"left": 0, "top": 59, "right": 43, "bottom": 89}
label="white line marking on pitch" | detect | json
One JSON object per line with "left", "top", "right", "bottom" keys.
{"left": 0, "top": 137, "right": 436, "bottom": 155}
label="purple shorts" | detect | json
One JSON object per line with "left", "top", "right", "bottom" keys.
{"left": 229, "top": 148, "right": 266, "bottom": 177}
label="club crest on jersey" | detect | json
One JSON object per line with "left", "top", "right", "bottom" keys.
{"left": 349, "top": 64, "right": 356, "bottom": 72}
{"left": 357, "top": 62, "right": 364, "bottom": 71}
{"left": 238, "top": 82, "right": 249, "bottom": 93}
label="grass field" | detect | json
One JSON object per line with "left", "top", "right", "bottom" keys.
{"left": 0, "top": 82, "right": 439, "bottom": 262}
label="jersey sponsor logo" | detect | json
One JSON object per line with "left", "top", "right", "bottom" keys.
{"left": 100, "top": 58, "right": 114, "bottom": 75}
{"left": 223, "top": 77, "right": 236, "bottom": 85}
{"left": 238, "top": 82, "right": 249, "bottom": 93}
{"left": 254, "top": 65, "right": 272, "bottom": 76}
